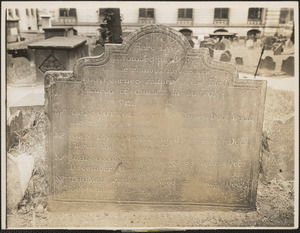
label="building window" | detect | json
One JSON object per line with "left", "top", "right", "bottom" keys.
{"left": 31, "top": 8, "right": 35, "bottom": 17}
{"left": 139, "top": 8, "right": 154, "bottom": 18}
{"left": 59, "top": 8, "right": 77, "bottom": 17}
{"left": 279, "top": 8, "right": 294, "bottom": 24}
{"left": 8, "top": 9, "right": 13, "bottom": 18}
{"left": 178, "top": 8, "right": 193, "bottom": 19}
{"left": 15, "top": 9, "right": 19, "bottom": 17}
{"left": 248, "top": 8, "right": 263, "bottom": 20}
{"left": 214, "top": 8, "right": 229, "bottom": 19}
{"left": 26, "top": 8, "right": 29, "bottom": 16}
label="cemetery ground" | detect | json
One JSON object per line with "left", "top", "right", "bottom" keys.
{"left": 5, "top": 38, "right": 296, "bottom": 228}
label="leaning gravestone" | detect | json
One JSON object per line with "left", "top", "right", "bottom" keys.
{"left": 273, "top": 43, "right": 283, "bottom": 55}
{"left": 45, "top": 25, "right": 266, "bottom": 212}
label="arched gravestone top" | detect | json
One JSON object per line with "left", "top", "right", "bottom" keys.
{"left": 45, "top": 25, "right": 267, "bottom": 212}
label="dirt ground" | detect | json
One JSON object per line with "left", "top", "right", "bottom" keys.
{"left": 6, "top": 179, "right": 294, "bottom": 229}
{"left": 5, "top": 38, "right": 296, "bottom": 229}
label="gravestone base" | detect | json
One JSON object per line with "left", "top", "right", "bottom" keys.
{"left": 47, "top": 199, "right": 252, "bottom": 213}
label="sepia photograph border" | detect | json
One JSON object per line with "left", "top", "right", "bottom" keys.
{"left": 1, "top": 1, "right": 299, "bottom": 230}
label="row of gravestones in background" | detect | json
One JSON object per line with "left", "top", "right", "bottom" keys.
{"left": 214, "top": 51, "right": 294, "bottom": 76}
{"left": 260, "top": 56, "right": 294, "bottom": 75}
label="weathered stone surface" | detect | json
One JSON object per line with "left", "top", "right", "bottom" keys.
{"left": 260, "top": 56, "right": 276, "bottom": 70}
{"left": 262, "top": 116, "right": 294, "bottom": 181}
{"left": 45, "top": 25, "right": 266, "bottom": 212}
{"left": 281, "top": 56, "right": 294, "bottom": 76}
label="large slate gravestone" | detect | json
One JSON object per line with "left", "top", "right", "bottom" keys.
{"left": 45, "top": 25, "right": 266, "bottom": 212}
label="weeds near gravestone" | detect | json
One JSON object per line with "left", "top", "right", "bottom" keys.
{"left": 8, "top": 109, "right": 48, "bottom": 215}
{"left": 8, "top": 110, "right": 45, "bottom": 155}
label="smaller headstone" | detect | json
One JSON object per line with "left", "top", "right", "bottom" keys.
{"left": 208, "top": 47, "right": 214, "bottom": 58}
{"left": 188, "top": 39, "right": 195, "bottom": 48}
{"left": 199, "top": 40, "right": 207, "bottom": 48}
{"left": 221, "top": 38, "right": 231, "bottom": 50}
{"left": 232, "top": 36, "right": 239, "bottom": 44}
{"left": 260, "top": 56, "right": 276, "bottom": 70}
{"left": 192, "top": 38, "right": 199, "bottom": 48}
{"left": 92, "top": 44, "right": 105, "bottom": 56}
{"left": 246, "top": 39, "right": 254, "bottom": 49}
{"left": 220, "top": 50, "right": 232, "bottom": 62}
{"left": 263, "top": 37, "right": 274, "bottom": 50}
{"left": 285, "top": 39, "right": 293, "bottom": 48}
{"left": 235, "top": 57, "right": 243, "bottom": 65}
{"left": 281, "top": 56, "right": 294, "bottom": 76}
{"left": 216, "top": 42, "right": 225, "bottom": 50}
{"left": 273, "top": 43, "right": 284, "bottom": 55}
{"left": 253, "top": 39, "right": 262, "bottom": 48}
